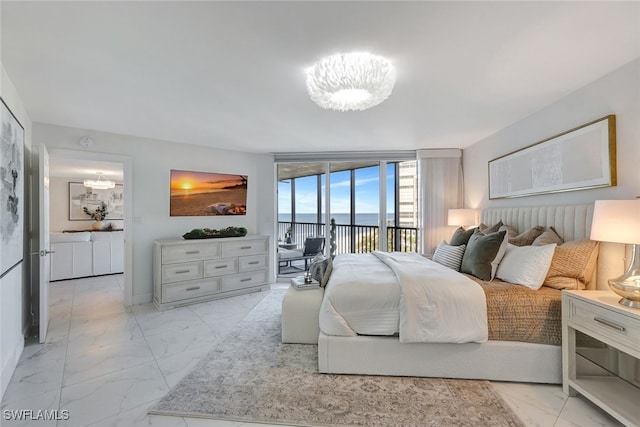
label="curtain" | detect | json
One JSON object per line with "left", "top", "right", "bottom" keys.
{"left": 418, "top": 149, "right": 463, "bottom": 254}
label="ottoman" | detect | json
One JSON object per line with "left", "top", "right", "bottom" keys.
{"left": 281, "top": 280, "right": 324, "bottom": 344}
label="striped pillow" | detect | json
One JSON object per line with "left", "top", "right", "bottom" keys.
{"left": 432, "top": 241, "right": 466, "bottom": 271}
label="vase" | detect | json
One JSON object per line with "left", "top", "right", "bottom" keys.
{"left": 92, "top": 221, "right": 104, "bottom": 230}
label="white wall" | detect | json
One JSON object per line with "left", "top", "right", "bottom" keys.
{"left": 0, "top": 64, "right": 32, "bottom": 398}
{"left": 464, "top": 59, "right": 640, "bottom": 209}
{"left": 49, "top": 176, "right": 125, "bottom": 232}
{"left": 32, "top": 123, "right": 275, "bottom": 303}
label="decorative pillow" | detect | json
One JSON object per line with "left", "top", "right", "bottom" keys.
{"left": 509, "top": 226, "right": 545, "bottom": 246}
{"left": 432, "top": 241, "right": 466, "bottom": 271}
{"left": 544, "top": 240, "right": 600, "bottom": 290}
{"left": 532, "top": 226, "right": 564, "bottom": 246}
{"left": 479, "top": 221, "right": 503, "bottom": 234}
{"left": 498, "top": 224, "right": 518, "bottom": 239}
{"left": 449, "top": 227, "right": 476, "bottom": 246}
{"left": 309, "top": 256, "right": 333, "bottom": 288}
{"left": 320, "top": 258, "right": 333, "bottom": 288}
{"left": 496, "top": 243, "right": 557, "bottom": 290}
{"left": 460, "top": 230, "right": 508, "bottom": 281}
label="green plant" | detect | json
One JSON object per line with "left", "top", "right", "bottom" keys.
{"left": 83, "top": 202, "right": 108, "bottom": 221}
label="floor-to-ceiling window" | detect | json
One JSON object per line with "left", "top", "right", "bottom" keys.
{"left": 276, "top": 157, "right": 417, "bottom": 258}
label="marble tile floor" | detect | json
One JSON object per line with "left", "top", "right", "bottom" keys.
{"left": 1, "top": 274, "right": 624, "bottom": 427}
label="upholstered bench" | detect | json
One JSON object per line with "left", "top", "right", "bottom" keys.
{"left": 281, "top": 280, "right": 324, "bottom": 344}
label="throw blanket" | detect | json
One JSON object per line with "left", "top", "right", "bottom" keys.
{"left": 372, "top": 252, "right": 488, "bottom": 343}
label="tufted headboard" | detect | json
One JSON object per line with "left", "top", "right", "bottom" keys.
{"left": 481, "top": 204, "right": 626, "bottom": 290}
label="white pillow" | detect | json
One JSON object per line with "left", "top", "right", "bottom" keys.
{"left": 432, "top": 241, "right": 466, "bottom": 271}
{"left": 490, "top": 231, "right": 509, "bottom": 279}
{"left": 496, "top": 243, "right": 557, "bottom": 290}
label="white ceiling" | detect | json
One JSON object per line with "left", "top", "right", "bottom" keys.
{"left": 2, "top": 1, "right": 639, "bottom": 155}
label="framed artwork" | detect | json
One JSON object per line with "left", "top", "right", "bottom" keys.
{"left": 0, "top": 98, "right": 25, "bottom": 277}
{"left": 489, "top": 115, "right": 616, "bottom": 199}
{"left": 69, "top": 182, "right": 124, "bottom": 220}
{"left": 170, "top": 169, "right": 247, "bottom": 216}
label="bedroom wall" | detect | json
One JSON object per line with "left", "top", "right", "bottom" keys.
{"left": 49, "top": 176, "right": 125, "bottom": 232}
{"left": 32, "top": 122, "right": 275, "bottom": 304}
{"left": 464, "top": 58, "right": 639, "bottom": 209}
{"left": 0, "top": 64, "right": 32, "bottom": 398}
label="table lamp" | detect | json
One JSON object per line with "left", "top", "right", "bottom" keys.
{"left": 448, "top": 209, "right": 479, "bottom": 229}
{"left": 590, "top": 199, "right": 640, "bottom": 308}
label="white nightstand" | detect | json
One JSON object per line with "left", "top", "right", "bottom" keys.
{"left": 562, "top": 290, "right": 640, "bottom": 427}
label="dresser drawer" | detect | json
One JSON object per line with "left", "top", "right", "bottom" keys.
{"left": 221, "top": 239, "right": 267, "bottom": 257}
{"left": 162, "top": 243, "right": 219, "bottom": 263}
{"left": 238, "top": 254, "right": 268, "bottom": 272}
{"left": 162, "top": 261, "right": 203, "bottom": 284}
{"left": 204, "top": 258, "right": 238, "bottom": 277}
{"left": 569, "top": 298, "right": 640, "bottom": 349}
{"left": 220, "top": 271, "right": 268, "bottom": 292}
{"left": 162, "top": 278, "right": 220, "bottom": 303}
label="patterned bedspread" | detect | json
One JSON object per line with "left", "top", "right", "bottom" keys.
{"left": 465, "top": 275, "right": 562, "bottom": 346}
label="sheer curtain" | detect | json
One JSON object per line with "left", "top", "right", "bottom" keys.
{"left": 418, "top": 149, "right": 463, "bottom": 254}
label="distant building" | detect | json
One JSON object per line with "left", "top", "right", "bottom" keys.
{"left": 398, "top": 161, "right": 417, "bottom": 227}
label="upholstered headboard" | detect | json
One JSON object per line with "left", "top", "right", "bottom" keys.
{"left": 481, "top": 204, "right": 626, "bottom": 290}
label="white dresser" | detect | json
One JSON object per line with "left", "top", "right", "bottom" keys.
{"left": 153, "top": 235, "right": 271, "bottom": 310}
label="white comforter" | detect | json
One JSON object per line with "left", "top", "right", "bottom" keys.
{"left": 319, "top": 252, "right": 488, "bottom": 343}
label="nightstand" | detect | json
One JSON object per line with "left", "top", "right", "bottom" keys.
{"left": 562, "top": 290, "right": 640, "bottom": 427}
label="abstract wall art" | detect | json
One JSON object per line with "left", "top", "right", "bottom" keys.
{"left": 489, "top": 115, "right": 616, "bottom": 199}
{"left": 1, "top": 98, "right": 25, "bottom": 278}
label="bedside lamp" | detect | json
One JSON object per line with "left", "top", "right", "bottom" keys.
{"left": 448, "top": 209, "right": 479, "bottom": 229}
{"left": 590, "top": 199, "right": 640, "bottom": 308}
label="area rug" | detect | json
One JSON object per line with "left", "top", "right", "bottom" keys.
{"left": 149, "top": 290, "right": 524, "bottom": 427}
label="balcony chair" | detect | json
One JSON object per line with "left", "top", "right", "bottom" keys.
{"left": 278, "top": 236, "right": 325, "bottom": 274}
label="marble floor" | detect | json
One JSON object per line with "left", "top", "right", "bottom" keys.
{"left": 1, "top": 274, "right": 624, "bottom": 427}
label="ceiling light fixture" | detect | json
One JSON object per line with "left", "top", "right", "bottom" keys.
{"left": 306, "top": 52, "right": 396, "bottom": 112}
{"left": 84, "top": 172, "right": 115, "bottom": 190}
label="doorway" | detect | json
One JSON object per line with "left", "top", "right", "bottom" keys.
{"left": 34, "top": 147, "right": 133, "bottom": 341}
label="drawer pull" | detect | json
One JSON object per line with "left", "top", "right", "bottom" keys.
{"left": 240, "top": 246, "right": 252, "bottom": 250}
{"left": 175, "top": 269, "right": 191, "bottom": 274}
{"left": 241, "top": 278, "right": 252, "bottom": 282}
{"left": 594, "top": 316, "right": 626, "bottom": 332}
{"left": 248, "top": 261, "right": 259, "bottom": 265}
{"left": 185, "top": 250, "right": 200, "bottom": 254}
{"left": 186, "top": 286, "right": 201, "bottom": 291}
{"left": 215, "top": 265, "right": 228, "bottom": 269}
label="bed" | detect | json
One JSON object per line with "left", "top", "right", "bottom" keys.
{"left": 317, "top": 204, "right": 625, "bottom": 384}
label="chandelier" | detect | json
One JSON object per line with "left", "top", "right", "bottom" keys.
{"left": 306, "top": 52, "right": 396, "bottom": 112}
{"left": 84, "top": 172, "right": 115, "bottom": 190}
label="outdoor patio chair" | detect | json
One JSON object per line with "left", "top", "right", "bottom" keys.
{"left": 278, "top": 236, "right": 325, "bottom": 274}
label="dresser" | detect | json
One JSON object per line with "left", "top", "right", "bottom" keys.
{"left": 153, "top": 235, "right": 271, "bottom": 310}
{"left": 562, "top": 290, "right": 640, "bottom": 427}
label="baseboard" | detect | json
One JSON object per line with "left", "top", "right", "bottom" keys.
{"left": 132, "top": 292, "right": 153, "bottom": 305}
{"left": 1, "top": 338, "right": 24, "bottom": 399}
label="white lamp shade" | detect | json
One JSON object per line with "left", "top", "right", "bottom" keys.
{"left": 590, "top": 199, "right": 640, "bottom": 244}
{"left": 448, "top": 209, "right": 479, "bottom": 227}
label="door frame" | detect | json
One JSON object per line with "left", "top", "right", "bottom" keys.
{"left": 48, "top": 149, "right": 134, "bottom": 305}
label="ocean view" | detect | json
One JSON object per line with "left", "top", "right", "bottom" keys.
{"left": 278, "top": 213, "right": 394, "bottom": 226}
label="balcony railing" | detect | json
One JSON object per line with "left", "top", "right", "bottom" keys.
{"left": 278, "top": 221, "right": 418, "bottom": 255}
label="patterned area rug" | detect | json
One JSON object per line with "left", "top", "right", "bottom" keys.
{"left": 150, "top": 290, "right": 524, "bottom": 426}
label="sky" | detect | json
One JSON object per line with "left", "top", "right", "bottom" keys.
{"left": 278, "top": 164, "right": 395, "bottom": 215}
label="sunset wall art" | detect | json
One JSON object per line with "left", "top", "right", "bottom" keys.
{"left": 170, "top": 170, "right": 247, "bottom": 216}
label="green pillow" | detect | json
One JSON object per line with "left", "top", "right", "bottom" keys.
{"left": 449, "top": 227, "right": 476, "bottom": 246}
{"left": 460, "top": 230, "right": 507, "bottom": 280}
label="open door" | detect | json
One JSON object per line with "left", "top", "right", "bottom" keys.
{"left": 38, "top": 144, "right": 51, "bottom": 343}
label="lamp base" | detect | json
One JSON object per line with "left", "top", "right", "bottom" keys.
{"left": 608, "top": 244, "right": 640, "bottom": 309}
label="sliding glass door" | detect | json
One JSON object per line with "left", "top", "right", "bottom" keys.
{"left": 277, "top": 159, "right": 417, "bottom": 256}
